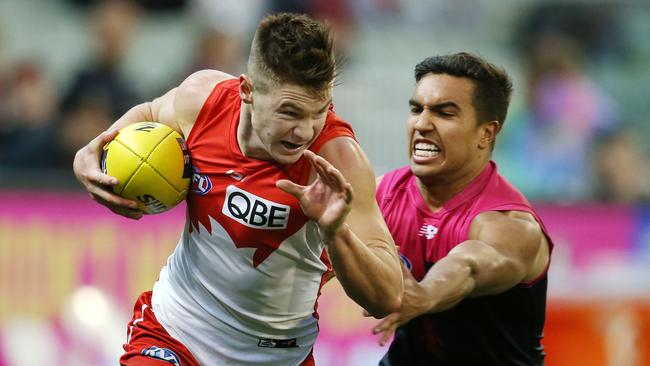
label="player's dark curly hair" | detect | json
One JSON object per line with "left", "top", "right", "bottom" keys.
{"left": 249, "top": 13, "right": 337, "bottom": 96}
{"left": 415, "top": 53, "right": 513, "bottom": 129}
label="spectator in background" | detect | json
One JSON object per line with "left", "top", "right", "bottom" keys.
{"left": 187, "top": 0, "right": 263, "bottom": 75}
{"left": 269, "top": 0, "right": 357, "bottom": 61}
{"left": 496, "top": 3, "right": 624, "bottom": 201}
{"left": 58, "top": 0, "right": 142, "bottom": 166}
{"left": 186, "top": 28, "right": 248, "bottom": 76}
{"left": 66, "top": 0, "right": 188, "bottom": 12}
{"left": 593, "top": 130, "right": 650, "bottom": 204}
{"left": 0, "top": 61, "right": 60, "bottom": 167}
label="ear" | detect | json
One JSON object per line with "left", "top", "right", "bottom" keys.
{"left": 478, "top": 120, "right": 500, "bottom": 149}
{"left": 239, "top": 74, "right": 253, "bottom": 104}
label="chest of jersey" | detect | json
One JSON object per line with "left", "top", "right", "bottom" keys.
{"left": 187, "top": 160, "right": 310, "bottom": 267}
{"left": 383, "top": 205, "right": 471, "bottom": 281}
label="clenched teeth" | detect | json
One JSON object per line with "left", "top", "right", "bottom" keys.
{"left": 414, "top": 142, "right": 440, "bottom": 151}
{"left": 414, "top": 142, "right": 441, "bottom": 158}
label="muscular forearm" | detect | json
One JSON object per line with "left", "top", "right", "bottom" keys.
{"left": 416, "top": 253, "right": 474, "bottom": 313}
{"left": 325, "top": 225, "right": 403, "bottom": 318}
{"left": 419, "top": 240, "right": 526, "bottom": 313}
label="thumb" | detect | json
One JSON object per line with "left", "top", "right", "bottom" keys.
{"left": 276, "top": 179, "right": 304, "bottom": 199}
{"left": 99, "top": 129, "right": 119, "bottom": 144}
{"left": 92, "top": 129, "right": 119, "bottom": 150}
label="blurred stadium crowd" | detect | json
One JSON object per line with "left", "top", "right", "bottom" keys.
{"left": 1, "top": 1, "right": 650, "bottom": 366}
{"left": 0, "top": 0, "right": 649, "bottom": 203}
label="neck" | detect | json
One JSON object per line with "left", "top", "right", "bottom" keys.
{"left": 416, "top": 159, "right": 489, "bottom": 212}
{"left": 237, "top": 103, "right": 267, "bottom": 159}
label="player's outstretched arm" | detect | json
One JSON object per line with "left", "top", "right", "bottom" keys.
{"left": 73, "top": 69, "right": 232, "bottom": 219}
{"left": 371, "top": 211, "right": 550, "bottom": 343}
{"left": 278, "top": 138, "right": 403, "bottom": 317}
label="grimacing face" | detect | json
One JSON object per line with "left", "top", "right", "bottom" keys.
{"left": 248, "top": 81, "right": 332, "bottom": 165}
{"left": 407, "top": 73, "right": 490, "bottom": 184}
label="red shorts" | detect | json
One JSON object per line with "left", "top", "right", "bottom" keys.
{"left": 120, "top": 291, "right": 315, "bottom": 366}
{"left": 120, "top": 291, "right": 200, "bottom": 366}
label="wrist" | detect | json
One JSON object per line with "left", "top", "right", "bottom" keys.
{"left": 321, "top": 223, "right": 350, "bottom": 244}
{"left": 412, "top": 279, "right": 438, "bottom": 314}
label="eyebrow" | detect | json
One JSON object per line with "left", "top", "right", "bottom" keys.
{"left": 279, "top": 101, "right": 302, "bottom": 110}
{"left": 279, "top": 99, "right": 332, "bottom": 114}
{"left": 409, "top": 99, "right": 460, "bottom": 111}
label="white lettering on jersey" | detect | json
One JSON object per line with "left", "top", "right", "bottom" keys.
{"left": 223, "top": 185, "right": 290, "bottom": 229}
{"left": 418, "top": 224, "right": 438, "bottom": 239}
{"left": 226, "top": 169, "right": 245, "bottom": 181}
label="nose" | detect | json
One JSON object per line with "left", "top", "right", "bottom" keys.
{"left": 292, "top": 120, "right": 313, "bottom": 142}
{"left": 413, "top": 111, "right": 435, "bottom": 132}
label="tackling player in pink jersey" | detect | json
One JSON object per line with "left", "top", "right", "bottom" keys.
{"left": 372, "top": 53, "right": 552, "bottom": 365}
{"left": 73, "top": 13, "right": 403, "bottom": 366}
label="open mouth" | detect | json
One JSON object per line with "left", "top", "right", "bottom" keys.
{"left": 281, "top": 141, "right": 303, "bottom": 151}
{"left": 413, "top": 142, "right": 441, "bottom": 158}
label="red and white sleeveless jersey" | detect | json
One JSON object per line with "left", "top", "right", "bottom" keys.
{"left": 151, "top": 79, "right": 355, "bottom": 365}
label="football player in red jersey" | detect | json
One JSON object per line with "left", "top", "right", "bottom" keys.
{"left": 73, "top": 13, "right": 402, "bottom": 366}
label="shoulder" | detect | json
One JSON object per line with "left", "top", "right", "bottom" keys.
{"left": 318, "top": 136, "right": 366, "bottom": 170}
{"left": 377, "top": 166, "right": 412, "bottom": 193}
{"left": 174, "top": 70, "right": 237, "bottom": 124}
{"left": 470, "top": 210, "right": 550, "bottom": 282}
{"left": 470, "top": 210, "right": 543, "bottom": 253}
{"left": 482, "top": 162, "right": 531, "bottom": 205}
{"left": 317, "top": 137, "right": 377, "bottom": 204}
{"left": 473, "top": 210, "right": 541, "bottom": 234}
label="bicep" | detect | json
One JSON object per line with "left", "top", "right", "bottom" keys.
{"left": 463, "top": 211, "right": 546, "bottom": 289}
{"left": 149, "top": 88, "right": 181, "bottom": 133}
{"left": 319, "top": 138, "right": 395, "bottom": 248}
{"left": 161, "top": 69, "right": 234, "bottom": 137}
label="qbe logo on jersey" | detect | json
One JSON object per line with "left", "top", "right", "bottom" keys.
{"left": 223, "top": 185, "right": 290, "bottom": 230}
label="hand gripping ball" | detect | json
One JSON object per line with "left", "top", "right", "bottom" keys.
{"left": 101, "top": 122, "right": 191, "bottom": 214}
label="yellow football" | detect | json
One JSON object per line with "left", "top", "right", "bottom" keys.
{"left": 101, "top": 122, "right": 191, "bottom": 214}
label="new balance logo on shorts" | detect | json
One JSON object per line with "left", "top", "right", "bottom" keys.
{"left": 223, "top": 185, "right": 290, "bottom": 229}
{"left": 141, "top": 346, "right": 181, "bottom": 366}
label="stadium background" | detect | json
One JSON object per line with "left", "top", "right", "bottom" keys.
{"left": 1, "top": 0, "right": 649, "bottom": 365}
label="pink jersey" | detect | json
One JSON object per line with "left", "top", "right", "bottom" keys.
{"left": 377, "top": 161, "right": 551, "bottom": 281}
{"left": 376, "top": 162, "right": 552, "bottom": 365}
